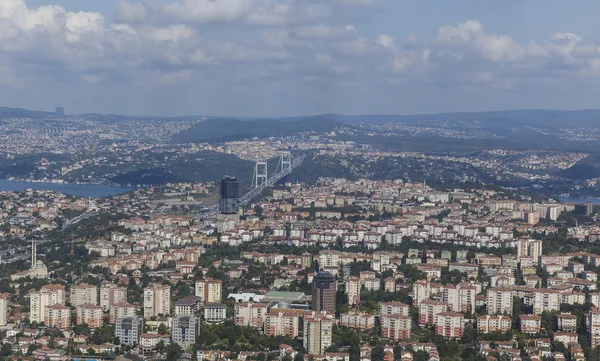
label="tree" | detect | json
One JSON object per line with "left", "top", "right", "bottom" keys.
{"left": 1, "top": 343, "right": 11, "bottom": 356}
{"left": 293, "top": 352, "right": 304, "bottom": 361}
{"left": 87, "top": 348, "right": 96, "bottom": 355}
{"left": 158, "top": 323, "right": 168, "bottom": 335}
{"left": 371, "top": 345, "right": 384, "bottom": 361}
{"left": 166, "top": 343, "right": 183, "bottom": 361}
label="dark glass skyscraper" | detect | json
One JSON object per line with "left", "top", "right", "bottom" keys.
{"left": 312, "top": 271, "right": 337, "bottom": 313}
{"left": 219, "top": 176, "right": 239, "bottom": 214}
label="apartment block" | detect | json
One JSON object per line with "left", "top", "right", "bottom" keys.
{"left": 486, "top": 287, "right": 513, "bottom": 315}
{"left": 381, "top": 315, "right": 411, "bottom": 340}
{"left": 70, "top": 283, "right": 98, "bottom": 307}
{"left": 556, "top": 313, "right": 577, "bottom": 333}
{"left": 234, "top": 302, "right": 268, "bottom": 328}
{"left": 100, "top": 283, "right": 127, "bottom": 311}
{"left": 418, "top": 299, "right": 448, "bottom": 326}
{"left": 0, "top": 293, "right": 9, "bottom": 327}
{"left": 195, "top": 278, "right": 222, "bottom": 304}
{"left": 434, "top": 312, "right": 464, "bottom": 338}
{"left": 264, "top": 311, "right": 300, "bottom": 337}
{"left": 520, "top": 315, "right": 541, "bottom": 334}
{"left": 339, "top": 312, "right": 375, "bottom": 330}
{"left": 442, "top": 283, "right": 476, "bottom": 314}
{"left": 380, "top": 302, "right": 410, "bottom": 318}
{"left": 144, "top": 284, "right": 171, "bottom": 317}
{"left": 44, "top": 305, "right": 71, "bottom": 329}
{"left": 76, "top": 304, "right": 104, "bottom": 328}
{"left": 304, "top": 314, "right": 334, "bottom": 355}
{"left": 30, "top": 284, "right": 66, "bottom": 323}
{"left": 346, "top": 277, "right": 361, "bottom": 306}
{"left": 477, "top": 315, "right": 512, "bottom": 334}
{"left": 110, "top": 302, "right": 136, "bottom": 324}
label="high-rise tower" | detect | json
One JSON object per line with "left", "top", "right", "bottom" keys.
{"left": 219, "top": 176, "right": 239, "bottom": 215}
{"left": 312, "top": 271, "right": 337, "bottom": 313}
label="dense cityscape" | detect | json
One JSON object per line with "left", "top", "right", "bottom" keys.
{"left": 2, "top": 110, "right": 600, "bottom": 361}
{"left": 4, "top": 1, "right": 600, "bottom": 361}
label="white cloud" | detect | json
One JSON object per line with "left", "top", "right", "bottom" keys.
{"left": 290, "top": 24, "right": 358, "bottom": 41}
{"left": 376, "top": 34, "right": 396, "bottom": 51}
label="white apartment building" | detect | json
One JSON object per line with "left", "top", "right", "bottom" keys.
{"left": 195, "top": 278, "right": 222, "bottom": 304}
{"left": 486, "top": 287, "right": 513, "bottom": 315}
{"left": 143, "top": 284, "right": 171, "bottom": 317}
{"left": 70, "top": 284, "right": 98, "bottom": 307}
{"left": 30, "top": 284, "right": 65, "bottom": 323}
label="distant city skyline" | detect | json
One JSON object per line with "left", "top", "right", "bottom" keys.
{"left": 3, "top": 0, "right": 600, "bottom": 116}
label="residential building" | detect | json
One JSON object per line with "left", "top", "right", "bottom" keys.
{"left": 204, "top": 303, "right": 227, "bottom": 324}
{"left": 144, "top": 284, "right": 171, "bottom": 317}
{"left": 100, "top": 283, "right": 127, "bottom": 311}
{"left": 304, "top": 314, "right": 334, "bottom": 355}
{"left": 486, "top": 287, "right": 513, "bottom": 315}
{"left": 520, "top": 315, "right": 541, "bottom": 334}
{"left": 346, "top": 277, "right": 361, "bottom": 306}
{"left": 234, "top": 302, "right": 268, "bottom": 328}
{"left": 175, "top": 295, "right": 202, "bottom": 316}
{"left": 434, "top": 312, "right": 464, "bottom": 338}
{"left": 0, "top": 293, "right": 9, "bottom": 327}
{"left": 477, "top": 315, "right": 512, "bottom": 334}
{"left": 76, "top": 304, "right": 104, "bottom": 328}
{"left": 30, "top": 284, "right": 65, "bottom": 323}
{"left": 339, "top": 312, "right": 375, "bottom": 330}
{"left": 195, "top": 278, "right": 222, "bottom": 304}
{"left": 110, "top": 302, "right": 136, "bottom": 323}
{"left": 70, "top": 283, "right": 98, "bottom": 307}
{"left": 442, "top": 283, "right": 476, "bottom": 314}
{"left": 44, "top": 305, "right": 71, "bottom": 329}
{"left": 418, "top": 300, "right": 448, "bottom": 326}
{"left": 381, "top": 315, "right": 411, "bottom": 340}
{"left": 556, "top": 313, "right": 577, "bottom": 333}
{"left": 264, "top": 311, "right": 300, "bottom": 337}
{"left": 380, "top": 302, "right": 410, "bottom": 317}
{"left": 588, "top": 308, "right": 600, "bottom": 347}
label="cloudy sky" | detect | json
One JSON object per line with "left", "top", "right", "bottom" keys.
{"left": 2, "top": 0, "right": 600, "bottom": 116}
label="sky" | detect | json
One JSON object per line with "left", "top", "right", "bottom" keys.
{"left": 2, "top": 0, "right": 600, "bottom": 117}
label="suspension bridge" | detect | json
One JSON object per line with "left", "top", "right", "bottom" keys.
{"left": 203, "top": 151, "right": 306, "bottom": 217}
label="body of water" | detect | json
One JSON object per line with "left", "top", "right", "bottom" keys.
{"left": 559, "top": 197, "right": 600, "bottom": 205}
{"left": 0, "top": 179, "right": 133, "bottom": 198}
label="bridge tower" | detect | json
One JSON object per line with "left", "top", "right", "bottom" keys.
{"left": 252, "top": 161, "right": 268, "bottom": 190}
{"left": 279, "top": 151, "right": 292, "bottom": 174}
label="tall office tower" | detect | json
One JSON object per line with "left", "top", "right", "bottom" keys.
{"left": 116, "top": 316, "right": 144, "bottom": 346}
{"left": 172, "top": 315, "right": 200, "bottom": 348}
{"left": 219, "top": 176, "right": 239, "bottom": 214}
{"left": 144, "top": 284, "right": 171, "bottom": 317}
{"left": 55, "top": 106, "right": 65, "bottom": 116}
{"left": 312, "top": 271, "right": 337, "bottom": 313}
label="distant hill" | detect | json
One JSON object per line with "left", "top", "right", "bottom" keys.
{"left": 4, "top": 104, "right": 600, "bottom": 130}
{"left": 323, "top": 109, "right": 600, "bottom": 129}
{"left": 172, "top": 117, "right": 340, "bottom": 143}
{"left": 0, "top": 107, "right": 54, "bottom": 119}
{"left": 558, "top": 155, "right": 600, "bottom": 180}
